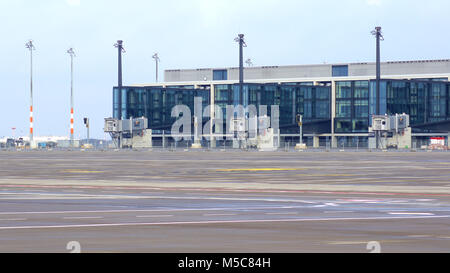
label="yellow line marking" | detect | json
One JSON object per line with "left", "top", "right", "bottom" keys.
{"left": 215, "top": 168, "right": 307, "bottom": 172}
{"left": 62, "top": 169, "right": 104, "bottom": 174}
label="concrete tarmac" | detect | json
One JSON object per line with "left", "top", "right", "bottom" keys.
{"left": 0, "top": 149, "right": 449, "bottom": 252}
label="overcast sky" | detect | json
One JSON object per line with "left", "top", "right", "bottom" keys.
{"left": 1, "top": 0, "right": 449, "bottom": 139}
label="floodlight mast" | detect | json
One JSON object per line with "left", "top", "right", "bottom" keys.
{"left": 114, "top": 40, "right": 125, "bottom": 120}
{"left": 371, "top": 26, "right": 383, "bottom": 116}
{"left": 234, "top": 34, "right": 247, "bottom": 105}
{"left": 25, "top": 40, "right": 35, "bottom": 144}
{"left": 67, "top": 48, "right": 76, "bottom": 147}
{"left": 152, "top": 53, "right": 160, "bottom": 83}
{"left": 371, "top": 26, "right": 384, "bottom": 149}
{"left": 114, "top": 40, "right": 125, "bottom": 149}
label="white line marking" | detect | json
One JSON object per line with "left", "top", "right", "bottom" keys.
{"left": 136, "top": 215, "right": 173, "bottom": 218}
{"left": 0, "top": 215, "right": 448, "bottom": 230}
{"left": 0, "top": 192, "right": 318, "bottom": 204}
{"left": 388, "top": 212, "right": 434, "bottom": 215}
{"left": 0, "top": 218, "right": 27, "bottom": 221}
{"left": 323, "top": 211, "right": 354, "bottom": 213}
{"left": 312, "top": 202, "right": 339, "bottom": 208}
{"left": 265, "top": 212, "right": 298, "bottom": 215}
{"left": 203, "top": 213, "right": 237, "bottom": 217}
{"left": 63, "top": 216, "right": 104, "bottom": 220}
{"left": 0, "top": 206, "right": 309, "bottom": 215}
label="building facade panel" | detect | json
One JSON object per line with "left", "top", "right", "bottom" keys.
{"left": 165, "top": 60, "right": 450, "bottom": 82}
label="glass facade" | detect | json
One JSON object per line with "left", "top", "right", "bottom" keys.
{"left": 113, "top": 87, "right": 209, "bottom": 130}
{"left": 113, "top": 79, "right": 449, "bottom": 134}
{"left": 213, "top": 83, "right": 331, "bottom": 130}
{"left": 335, "top": 81, "right": 370, "bottom": 133}
{"left": 369, "top": 79, "right": 449, "bottom": 127}
{"left": 335, "top": 79, "right": 450, "bottom": 133}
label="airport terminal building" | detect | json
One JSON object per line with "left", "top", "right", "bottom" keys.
{"left": 112, "top": 59, "right": 450, "bottom": 148}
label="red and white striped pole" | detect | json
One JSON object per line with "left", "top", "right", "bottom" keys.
{"left": 67, "top": 48, "right": 75, "bottom": 147}
{"left": 30, "top": 105, "right": 33, "bottom": 138}
{"left": 26, "top": 40, "right": 35, "bottom": 145}
{"left": 70, "top": 107, "right": 74, "bottom": 141}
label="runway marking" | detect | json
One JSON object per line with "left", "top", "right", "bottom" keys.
{"left": 136, "top": 215, "right": 173, "bottom": 218}
{"left": 61, "top": 169, "right": 104, "bottom": 174}
{"left": 388, "top": 212, "right": 434, "bottom": 216}
{"left": 3, "top": 184, "right": 450, "bottom": 197}
{"left": 0, "top": 215, "right": 448, "bottom": 230}
{"left": 0, "top": 206, "right": 310, "bottom": 215}
{"left": 202, "top": 213, "right": 237, "bottom": 217}
{"left": 0, "top": 192, "right": 319, "bottom": 204}
{"left": 63, "top": 216, "right": 104, "bottom": 220}
{"left": 323, "top": 211, "right": 354, "bottom": 213}
{"left": 312, "top": 203, "right": 338, "bottom": 208}
{"left": 265, "top": 212, "right": 298, "bottom": 215}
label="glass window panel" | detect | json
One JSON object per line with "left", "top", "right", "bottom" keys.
{"left": 332, "top": 65, "right": 348, "bottom": 77}
{"left": 336, "top": 82, "right": 352, "bottom": 98}
{"left": 315, "top": 100, "right": 329, "bottom": 118}
{"left": 336, "top": 100, "right": 351, "bottom": 118}
{"left": 213, "top": 70, "right": 227, "bottom": 81}
{"left": 335, "top": 119, "right": 352, "bottom": 133}
{"left": 354, "top": 81, "right": 369, "bottom": 98}
{"left": 352, "top": 119, "right": 368, "bottom": 132}
{"left": 315, "top": 87, "right": 330, "bottom": 99}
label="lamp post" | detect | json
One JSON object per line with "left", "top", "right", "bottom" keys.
{"left": 114, "top": 40, "right": 125, "bottom": 120}
{"left": 67, "top": 48, "right": 76, "bottom": 147}
{"left": 152, "top": 53, "right": 160, "bottom": 83}
{"left": 114, "top": 40, "right": 125, "bottom": 148}
{"left": 25, "top": 40, "right": 35, "bottom": 144}
{"left": 371, "top": 26, "right": 384, "bottom": 149}
{"left": 234, "top": 34, "right": 247, "bottom": 105}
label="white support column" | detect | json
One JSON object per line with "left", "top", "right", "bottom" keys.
{"left": 313, "top": 136, "right": 320, "bottom": 148}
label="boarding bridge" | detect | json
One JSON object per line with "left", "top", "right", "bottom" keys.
{"left": 227, "top": 115, "right": 279, "bottom": 150}
{"left": 104, "top": 117, "right": 152, "bottom": 149}
{"left": 369, "top": 113, "right": 411, "bottom": 149}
